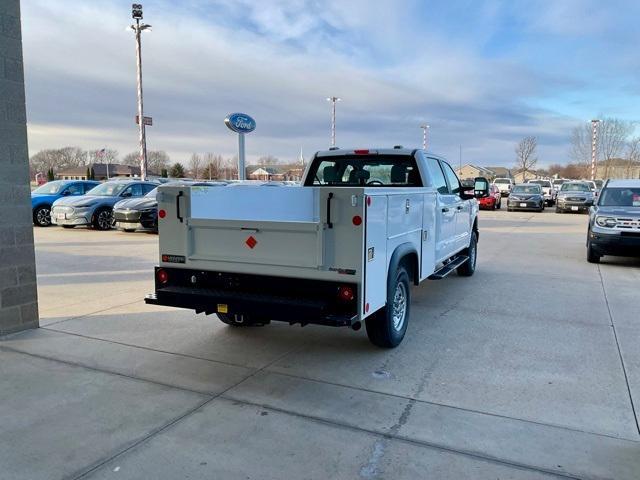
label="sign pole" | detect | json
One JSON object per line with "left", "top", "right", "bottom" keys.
{"left": 238, "top": 133, "right": 246, "bottom": 180}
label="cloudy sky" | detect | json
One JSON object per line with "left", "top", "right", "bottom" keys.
{"left": 21, "top": 0, "right": 640, "bottom": 167}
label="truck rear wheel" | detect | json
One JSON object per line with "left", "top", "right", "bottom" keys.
{"left": 365, "top": 266, "right": 410, "bottom": 348}
{"left": 217, "top": 313, "right": 270, "bottom": 327}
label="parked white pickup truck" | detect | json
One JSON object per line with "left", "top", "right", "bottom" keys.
{"left": 145, "top": 147, "right": 489, "bottom": 347}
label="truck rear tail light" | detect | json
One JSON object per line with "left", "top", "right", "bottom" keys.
{"left": 352, "top": 215, "right": 362, "bottom": 226}
{"left": 354, "top": 149, "right": 369, "bottom": 155}
{"left": 337, "top": 285, "right": 355, "bottom": 302}
{"left": 157, "top": 268, "right": 169, "bottom": 284}
{"left": 158, "top": 209, "right": 166, "bottom": 219}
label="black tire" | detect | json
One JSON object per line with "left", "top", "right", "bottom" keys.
{"left": 555, "top": 207, "right": 562, "bottom": 213}
{"left": 587, "top": 240, "right": 601, "bottom": 264}
{"left": 497, "top": 199, "right": 502, "bottom": 209}
{"left": 62, "top": 225, "right": 75, "bottom": 229}
{"left": 33, "top": 205, "right": 52, "bottom": 227}
{"left": 123, "top": 228, "right": 137, "bottom": 233}
{"left": 457, "top": 231, "right": 478, "bottom": 277}
{"left": 92, "top": 208, "right": 113, "bottom": 230}
{"left": 217, "top": 313, "right": 270, "bottom": 327}
{"left": 365, "top": 265, "right": 411, "bottom": 348}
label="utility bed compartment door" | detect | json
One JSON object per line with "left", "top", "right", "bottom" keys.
{"left": 187, "top": 219, "right": 323, "bottom": 268}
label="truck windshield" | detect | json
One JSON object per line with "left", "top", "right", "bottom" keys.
{"left": 305, "top": 155, "right": 422, "bottom": 187}
{"left": 561, "top": 183, "right": 590, "bottom": 192}
{"left": 598, "top": 187, "right": 640, "bottom": 207}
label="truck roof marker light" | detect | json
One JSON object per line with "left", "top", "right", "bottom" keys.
{"left": 352, "top": 215, "right": 362, "bottom": 226}
{"left": 158, "top": 209, "right": 166, "bottom": 219}
{"left": 354, "top": 149, "right": 369, "bottom": 155}
{"left": 367, "top": 197, "right": 371, "bottom": 206}
{"left": 365, "top": 302, "right": 370, "bottom": 312}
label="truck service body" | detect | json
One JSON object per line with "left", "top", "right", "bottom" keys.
{"left": 146, "top": 148, "right": 488, "bottom": 347}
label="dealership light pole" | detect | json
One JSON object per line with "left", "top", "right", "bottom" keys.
{"left": 420, "top": 124, "right": 430, "bottom": 150}
{"left": 130, "top": 4, "right": 151, "bottom": 180}
{"left": 327, "top": 96, "right": 341, "bottom": 147}
{"left": 591, "top": 119, "right": 600, "bottom": 181}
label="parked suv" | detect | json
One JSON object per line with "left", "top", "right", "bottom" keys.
{"left": 51, "top": 179, "right": 158, "bottom": 230}
{"left": 587, "top": 179, "right": 640, "bottom": 263}
{"left": 31, "top": 180, "right": 100, "bottom": 227}
{"left": 527, "top": 179, "right": 556, "bottom": 206}
{"left": 493, "top": 177, "right": 514, "bottom": 197}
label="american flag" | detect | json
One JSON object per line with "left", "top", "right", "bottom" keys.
{"left": 96, "top": 148, "right": 106, "bottom": 158}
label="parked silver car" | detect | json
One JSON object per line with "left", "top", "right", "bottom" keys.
{"left": 527, "top": 179, "right": 556, "bottom": 206}
{"left": 51, "top": 179, "right": 158, "bottom": 230}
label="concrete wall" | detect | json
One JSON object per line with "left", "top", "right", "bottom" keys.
{"left": 0, "top": 0, "right": 39, "bottom": 334}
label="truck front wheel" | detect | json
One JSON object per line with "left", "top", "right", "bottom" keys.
{"left": 457, "top": 231, "right": 477, "bottom": 277}
{"left": 217, "top": 313, "right": 270, "bottom": 327}
{"left": 365, "top": 266, "right": 410, "bottom": 348}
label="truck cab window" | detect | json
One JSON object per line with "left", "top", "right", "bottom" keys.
{"left": 306, "top": 155, "right": 422, "bottom": 187}
{"left": 441, "top": 162, "right": 461, "bottom": 195}
{"left": 425, "top": 157, "right": 449, "bottom": 195}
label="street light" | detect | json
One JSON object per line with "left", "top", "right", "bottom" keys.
{"left": 591, "top": 119, "right": 600, "bottom": 181}
{"left": 326, "top": 96, "right": 341, "bottom": 147}
{"left": 129, "top": 4, "right": 151, "bottom": 180}
{"left": 420, "top": 124, "right": 430, "bottom": 150}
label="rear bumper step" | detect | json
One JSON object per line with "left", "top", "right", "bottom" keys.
{"left": 428, "top": 255, "right": 469, "bottom": 280}
{"left": 145, "top": 287, "right": 357, "bottom": 327}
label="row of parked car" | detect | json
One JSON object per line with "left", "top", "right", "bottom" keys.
{"left": 31, "top": 179, "right": 225, "bottom": 232}
{"left": 474, "top": 178, "right": 602, "bottom": 214}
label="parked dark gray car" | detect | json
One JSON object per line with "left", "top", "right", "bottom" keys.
{"left": 587, "top": 179, "right": 640, "bottom": 263}
{"left": 507, "top": 184, "right": 544, "bottom": 212}
{"left": 51, "top": 179, "right": 158, "bottom": 230}
{"left": 556, "top": 181, "right": 595, "bottom": 213}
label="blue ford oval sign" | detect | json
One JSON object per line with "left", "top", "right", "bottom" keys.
{"left": 224, "top": 113, "right": 256, "bottom": 134}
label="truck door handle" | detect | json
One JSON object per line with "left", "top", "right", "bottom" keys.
{"left": 176, "top": 191, "right": 184, "bottom": 223}
{"left": 441, "top": 207, "right": 449, "bottom": 212}
{"left": 326, "top": 192, "right": 333, "bottom": 229}
{"left": 456, "top": 205, "right": 463, "bottom": 210}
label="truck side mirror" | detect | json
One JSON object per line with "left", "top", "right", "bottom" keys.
{"left": 473, "top": 177, "right": 489, "bottom": 198}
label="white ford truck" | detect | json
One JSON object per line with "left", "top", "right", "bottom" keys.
{"left": 145, "top": 147, "right": 489, "bottom": 347}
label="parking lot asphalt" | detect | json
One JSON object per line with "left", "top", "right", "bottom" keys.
{"left": 1, "top": 207, "right": 639, "bottom": 480}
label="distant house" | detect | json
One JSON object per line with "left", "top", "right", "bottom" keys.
{"left": 247, "top": 164, "right": 304, "bottom": 182}
{"left": 456, "top": 164, "right": 495, "bottom": 181}
{"left": 55, "top": 163, "right": 146, "bottom": 181}
{"left": 485, "top": 166, "right": 513, "bottom": 180}
{"left": 595, "top": 158, "right": 640, "bottom": 180}
{"left": 512, "top": 169, "right": 542, "bottom": 183}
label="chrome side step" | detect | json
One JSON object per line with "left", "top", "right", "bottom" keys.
{"left": 428, "top": 255, "right": 469, "bottom": 280}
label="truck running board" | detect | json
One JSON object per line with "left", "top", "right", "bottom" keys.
{"left": 428, "top": 255, "right": 469, "bottom": 280}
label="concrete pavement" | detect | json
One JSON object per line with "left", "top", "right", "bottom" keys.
{"left": 1, "top": 208, "right": 639, "bottom": 479}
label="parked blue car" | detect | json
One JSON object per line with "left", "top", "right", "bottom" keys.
{"left": 31, "top": 180, "right": 100, "bottom": 227}
{"left": 51, "top": 179, "right": 158, "bottom": 230}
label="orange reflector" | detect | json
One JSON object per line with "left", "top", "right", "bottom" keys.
{"left": 158, "top": 209, "right": 166, "bottom": 219}
{"left": 352, "top": 215, "right": 362, "bottom": 226}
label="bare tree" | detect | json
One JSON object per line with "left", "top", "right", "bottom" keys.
{"left": 203, "top": 152, "right": 224, "bottom": 179}
{"left": 224, "top": 155, "right": 239, "bottom": 180}
{"left": 514, "top": 136, "right": 538, "bottom": 182}
{"left": 188, "top": 153, "right": 203, "bottom": 179}
{"left": 625, "top": 136, "right": 640, "bottom": 179}
{"left": 123, "top": 150, "right": 170, "bottom": 175}
{"left": 87, "top": 148, "right": 118, "bottom": 165}
{"left": 258, "top": 155, "right": 279, "bottom": 166}
{"left": 29, "top": 146, "right": 87, "bottom": 176}
{"left": 598, "top": 117, "right": 633, "bottom": 179}
{"left": 569, "top": 124, "right": 592, "bottom": 178}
